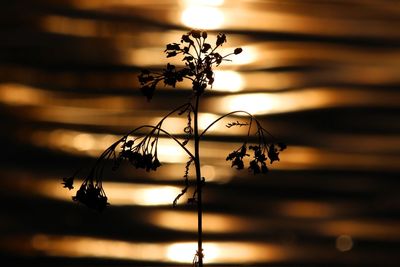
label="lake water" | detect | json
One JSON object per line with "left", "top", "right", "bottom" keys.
{"left": 0, "top": 0, "right": 399, "bottom": 266}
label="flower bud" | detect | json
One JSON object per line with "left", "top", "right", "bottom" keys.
{"left": 234, "top": 48, "right": 243, "bottom": 55}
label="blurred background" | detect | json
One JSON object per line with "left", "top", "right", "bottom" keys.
{"left": 0, "top": 0, "right": 400, "bottom": 266}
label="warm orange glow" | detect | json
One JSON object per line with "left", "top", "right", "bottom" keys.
{"left": 30, "top": 129, "right": 118, "bottom": 157}
{"left": 0, "top": 83, "right": 49, "bottom": 105}
{"left": 317, "top": 220, "right": 400, "bottom": 240}
{"left": 25, "top": 127, "right": 400, "bottom": 172}
{"left": 128, "top": 47, "right": 170, "bottom": 67}
{"left": 72, "top": 133, "right": 96, "bottom": 152}
{"left": 223, "top": 45, "right": 257, "bottom": 66}
{"left": 148, "top": 210, "right": 254, "bottom": 233}
{"left": 23, "top": 178, "right": 181, "bottom": 206}
{"left": 40, "top": 15, "right": 100, "bottom": 37}
{"left": 2, "top": 84, "right": 398, "bottom": 112}
{"left": 27, "top": 234, "right": 286, "bottom": 264}
{"left": 212, "top": 70, "right": 244, "bottom": 92}
{"left": 30, "top": 128, "right": 188, "bottom": 162}
{"left": 166, "top": 242, "right": 219, "bottom": 263}
{"left": 180, "top": 0, "right": 224, "bottom": 29}
{"left": 200, "top": 165, "right": 215, "bottom": 180}
{"left": 278, "top": 201, "right": 336, "bottom": 219}
{"left": 150, "top": 117, "right": 187, "bottom": 134}
{"left": 182, "top": 0, "right": 224, "bottom": 6}
{"left": 31, "top": 234, "right": 167, "bottom": 261}
{"left": 220, "top": 90, "right": 332, "bottom": 115}
{"left": 166, "top": 241, "right": 285, "bottom": 263}
{"left": 198, "top": 112, "right": 220, "bottom": 131}
{"left": 181, "top": 6, "right": 224, "bottom": 29}
{"left": 0, "top": 83, "right": 135, "bottom": 110}
{"left": 104, "top": 183, "right": 182, "bottom": 206}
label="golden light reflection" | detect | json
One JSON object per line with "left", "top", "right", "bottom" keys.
{"left": 156, "top": 138, "right": 189, "bottom": 163}
{"left": 25, "top": 178, "right": 181, "bottom": 206}
{"left": 31, "top": 234, "right": 166, "bottom": 261}
{"left": 30, "top": 129, "right": 187, "bottom": 163}
{"left": 182, "top": 0, "right": 224, "bottom": 6}
{"left": 317, "top": 220, "right": 400, "bottom": 241}
{"left": 180, "top": 0, "right": 224, "bottom": 29}
{"left": 278, "top": 201, "right": 336, "bottom": 219}
{"left": 0, "top": 83, "right": 134, "bottom": 110}
{"left": 72, "top": 133, "right": 96, "bottom": 152}
{"left": 214, "top": 86, "right": 400, "bottom": 115}
{"left": 27, "top": 128, "right": 400, "bottom": 171}
{"left": 27, "top": 234, "right": 285, "bottom": 264}
{"left": 198, "top": 112, "right": 220, "bottom": 131}
{"left": 222, "top": 45, "right": 257, "bottom": 66}
{"left": 212, "top": 70, "right": 244, "bottom": 92}
{"left": 2, "top": 84, "right": 398, "bottom": 115}
{"left": 30, "top": 129, "right": 117, "bottom": 157}
{"left": 167, "top": 241, "right": 285, "bottom": 264}
{"left": 105, "top": 183, "right": 181, "bottom": 206}
{"left": 0, "top": 83, "right": 49, "bottom": 106}
{"left": 259, "top": 145, "right": 400, "bottom": 171}
{"left": 148, "top": 210, "right": 255, "bottom": 233}
{"left": 128, "top": 47, "right": 170, "bottom": 67}
{"left": 200, "top": 165, "right": 215, "bottom": 181}
{"left": 219, "top": 90, "right": 332, "bottom": 115}
{"left": 201, "top": 164, "right": 233, "bottom": 183}
{"left": 150, "top": 117, "right": 186, "bottom": 134}
{"left": 167, "top": 242, "right": 219, "bottom": 263}
{"left": 41, "top": 15, "right": 100, "bottom": 37}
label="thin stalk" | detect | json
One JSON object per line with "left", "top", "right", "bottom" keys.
{"left": 193, "top": 94, "right": 203, "bottom": 266}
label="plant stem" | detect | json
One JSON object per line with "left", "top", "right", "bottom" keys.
{"left": 193, "top": 94, "right": 203, "bottom": 266}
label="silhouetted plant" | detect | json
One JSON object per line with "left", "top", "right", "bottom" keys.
{"left": 63, "top": 30, "right": 286, "bottom": 267}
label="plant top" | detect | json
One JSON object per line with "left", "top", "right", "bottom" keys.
{"left": 62, "top": 30, "right": 286, "bottom": 213}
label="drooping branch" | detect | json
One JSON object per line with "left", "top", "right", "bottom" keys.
{"left": 199, "top": 110, "right": 286, "bottom": 175}
{"left": 123, "top": 125, "right": 195, "bottom": 160}
{"left": 64, "top": 102, "right": 197, "bottom": 211}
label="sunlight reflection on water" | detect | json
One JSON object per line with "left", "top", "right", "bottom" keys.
{"left": 28, "top": 234, "right": 285, "bottom": 264}
{"left": 28, "top": 179, "right": 182, "bottom": 206}
{"left": 20, "top": 127, "right": 400, "bottom": 172}
{"left": 212, "top": 70, "right": 244, "bottom": 92}
{"left": 209, "top": 87, "right": 400, "bottom": 115}
{"left": 179, "top": 0, "right": 224, "bottom": 29}
{"left": 148, "top": 210, "right": 254, "bottom": 233}
{"left": 217, "top": 90, "right": 332, "bottom": 115}
{"left": 1, "top": 1, "right": 400, "bottom": 266}
{"left": 29, "top": 128, "right": 188, "bottom": 163}
{"left": 31, "top": 234, "right": 167, "bottom": 262}
{"left": 181, "top": 6, "right": 224, "bottom": 29}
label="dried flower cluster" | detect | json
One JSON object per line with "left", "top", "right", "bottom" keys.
{"left": 62, "top": 172, "right": 109, "bottom": 212}
{"left": 138, "top": 30, "right": 242, "bottom": 100}
{"left": 115, "top": 137, "right": 161, "bottom": 172}
{"left": 225, "top": 120, "right": 287, "bottom": 174}
{"left": 73, "top": 179, "right": 108, "bottom": 212}
{"left": 62, "top": 103, "right": 195, "bottom": 211}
